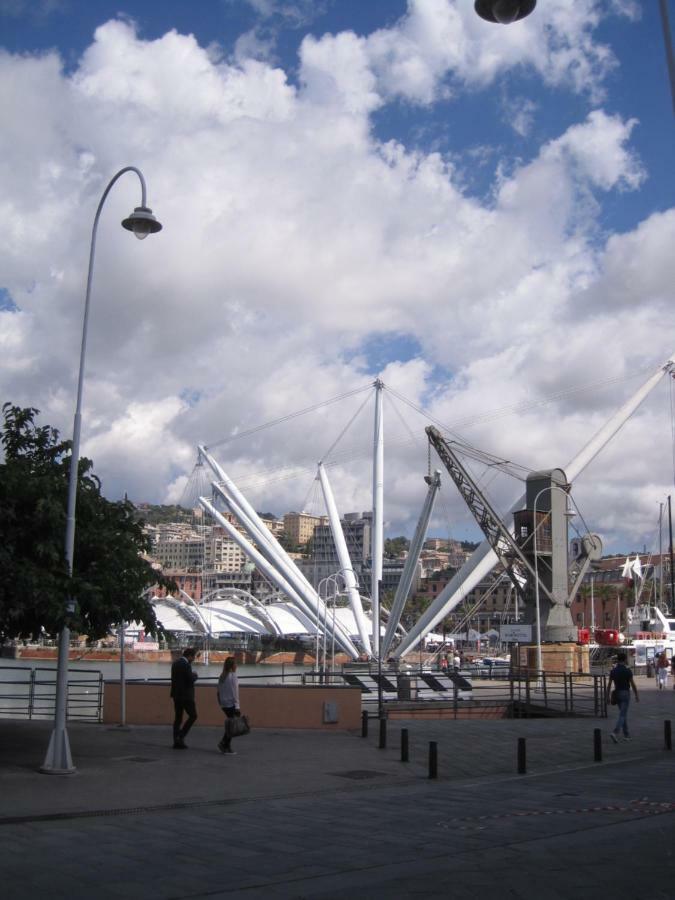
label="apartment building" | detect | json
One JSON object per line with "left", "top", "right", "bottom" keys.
{"left": 283, "top": 511, "right": 328, "bottom": 547}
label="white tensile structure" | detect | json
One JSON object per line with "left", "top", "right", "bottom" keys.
{"left": 157, "top": 354, "right": 674, "bottom": 660}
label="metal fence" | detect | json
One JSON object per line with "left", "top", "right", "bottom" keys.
{"left": 0, "top": 666, "right": 104, "bottom": 722}
{"left": 510, "top": 669, "right": 608, "bottom": 718}
{"left": 335, "top": 665, "right": 608, "bottom": 719}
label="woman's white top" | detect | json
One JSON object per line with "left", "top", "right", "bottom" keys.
{"left": 217, "top": 672, "right": 239, "bottom": 708}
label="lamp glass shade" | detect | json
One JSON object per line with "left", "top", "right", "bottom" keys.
{"left": 122, "top": 206, "right": 162, "bottom": 240}
{"left": 474, "top": 0, "right": 536, "bottom": 23}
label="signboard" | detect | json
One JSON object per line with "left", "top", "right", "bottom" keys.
{"left": 500, "top": 624, "right": 532, "bottom": 643}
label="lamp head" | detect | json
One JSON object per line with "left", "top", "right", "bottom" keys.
{"left": 474, "top": 0, "right": 536, "bottom": 24}
{"left": 122, "top": 205, "right": 163, "bottom": 240}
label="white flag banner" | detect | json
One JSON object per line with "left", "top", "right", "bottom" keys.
{"left": 632, "top": 556, "right": 642, "bottom": 579}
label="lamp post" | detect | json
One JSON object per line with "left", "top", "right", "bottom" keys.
{"left": 41, "top": 167, "right": 162, "bottom": 774}
{"left": 317, "top": 570, "right": 348, "bottom": 682}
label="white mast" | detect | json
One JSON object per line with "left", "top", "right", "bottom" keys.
{"left": 380, "top": 470, "right": 441, "bottom": 658}
{"left": 371, "top": 379, "right": 384, "bottom": 658}
{"left": 393, "top": 353, "right": 675, "bottom": 658}
{"left": 200, "top": 494, "right": 360, "bottom": 659}
{"left": 317, "top": 463, "right": 372, "bottom": 655}
{"left": 199, "top": 446, "right": 360, "bottom": 658}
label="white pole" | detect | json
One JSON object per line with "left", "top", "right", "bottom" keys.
{"left": 42, "top": 166, "right": 160, "bottom": 775}
{"left": 659, "top": 502, "right": 664, "bottom": 608}
{"left": 372, "top": 380, "right": 384, "bottom": 658}
{"left": 381, "top": 470, "right": 441, "bottom": 658}
{"left": 119, "top": 623, "right": 126, "bottom": 727}
{"left": 317, "top": 463, "right": 372, "bottom": 655}
{"left": 200, "top": 496, "right": 359, "bottom": 659}
{"left": 208, "top": 480, "right": 358, "bottom": 657}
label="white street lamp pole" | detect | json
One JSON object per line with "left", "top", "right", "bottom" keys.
{"left": 41, "top": 167, "right": 162, "bottom": 774}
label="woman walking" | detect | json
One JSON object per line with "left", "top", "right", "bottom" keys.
{"left": 655, "top": 650, "right": 669, "bottom": 689}
{"left": 607, "top": 651, "right": 639, "bottom": 743}
{"left": 217, "top": 657, "right": 240, "bottom": 755}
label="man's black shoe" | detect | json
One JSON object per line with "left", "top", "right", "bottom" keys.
{"left": 173, "top": 739, "right": 188, "bottom": 749}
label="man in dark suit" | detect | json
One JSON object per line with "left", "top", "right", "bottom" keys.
{"left": 170, "top": 647, "right": 198, "bottom": 749}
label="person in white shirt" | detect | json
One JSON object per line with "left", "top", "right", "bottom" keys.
{"left": 217, "top": 657, "right": 240, "bottom": 755}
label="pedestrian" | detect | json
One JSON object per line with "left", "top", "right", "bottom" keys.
{"left": 606, "top": 650, "right": 639, "bottom": 743}
{"left": 671, "top": 653, "right": 675, "bottom": 690}
{"left": 217, "top": 656, "right": 240, "bottom": 755}
{"left": 453, "top": 653, "right": 461, "bottom": 672}
{"left": 655, "top": 650, "right": 669, "bottom": 689}
{"left": 170, "top": 647, "right": 198, "bottom": 749}
{"left": 440, "top": 655, "right": 449, "bottom": 672}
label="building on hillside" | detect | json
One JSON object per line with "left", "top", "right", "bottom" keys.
{"left": 283, "top": 511, "right": 328, "bottom": 547}
{"left": 152, "top": 570, "right": 203, "bottom": 601}
{"left": 260, "top": 515, "right": 285, "bottom": 540}
{"left": 298, "top": 511, "right": 372, "bottom": 589}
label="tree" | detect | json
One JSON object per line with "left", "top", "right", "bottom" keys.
{"left": 384, "top": 536, "right": 410, "bottom": 558}
{"left": 0, "top": 404, "right": 171, "bottom": 640}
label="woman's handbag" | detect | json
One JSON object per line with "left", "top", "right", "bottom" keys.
{"left": 610, "top": 689, "right": 617, "bottom": 705}
{"left": 227, "top": 714, "right": 251, "bottom": 738}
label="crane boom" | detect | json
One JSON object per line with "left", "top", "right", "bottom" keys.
{"left": 426, "top": 426, "right": 554, "bottom": 605}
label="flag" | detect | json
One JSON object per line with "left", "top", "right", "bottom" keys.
{"left": 621, "top": 556, "right": 633, "bottom": 586}
{"left": 631, "top": 555, "right": 642, "bottom": 581}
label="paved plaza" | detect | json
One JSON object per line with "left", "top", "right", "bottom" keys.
{"left": 0, "top": 675, "right": 673, "bottom": 899}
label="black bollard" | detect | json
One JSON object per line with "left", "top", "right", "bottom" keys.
{"left": 361, "top": 710, "right": 368, "bottom": 738}
{"left": 428, "top": 741, "right": 438, "bottom": 779}
{"left": 517, "top": 737, "right": 526, "bottom": 774}
{"left": 401, "top": 728, "right": 409, "bottom": 763}
{"left": 378, "top": 716, "right": 387, "bottom": 749}
{"left": 665, "top": 720, "right": 672, "bottom": 751}
{"left": 593, "top": 728, "right": 602, "bottom": 762}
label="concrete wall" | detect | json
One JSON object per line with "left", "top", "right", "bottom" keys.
{"left": 103, "top": 681, "right": 362, "bottom": 731}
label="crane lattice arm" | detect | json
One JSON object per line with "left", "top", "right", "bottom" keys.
{"left": 425, "top": 426, "right": 554, "bottom": 604}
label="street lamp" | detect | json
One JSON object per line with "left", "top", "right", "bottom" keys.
{"left": 41, "top": 167, "right": 162, "bottom": 775}
{"left": 474, "top": 0, "right": 537, "bottom": 25}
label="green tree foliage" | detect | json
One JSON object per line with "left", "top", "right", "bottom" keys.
{"left": 131, "top": 503, "right": 191, "bottom": 525}
{"left": 384, "top": 536, "right": 410, "bottom": 558}
{"left": 0, "top": 404, "right": 171, "bottom": 640}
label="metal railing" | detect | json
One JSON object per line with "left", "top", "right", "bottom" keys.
{"left": 0, "top": 666, "right": 104, "bottom": 722}
{"left": 335, "top": 665, "right": 608, "bottom": 718}
{"left": 510, "top": 669, "right": 608, "bottom": 718}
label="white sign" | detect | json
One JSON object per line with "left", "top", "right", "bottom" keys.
{"left": 500, "top": 624, "right": 532, "bottom": 643}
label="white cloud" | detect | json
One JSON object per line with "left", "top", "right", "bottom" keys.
{"left": 0, "top": 5, "right": 673, "bottom": 556}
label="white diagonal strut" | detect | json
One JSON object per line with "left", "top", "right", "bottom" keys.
{"left": 199, "top": 496, "right": 360, "bottom": 658}
{"left": 317, "top": 463, "right": 372, "bottom": 655}
{"left": 371, "top": 379, "right": 384, "bottom": 657}
{"left": 199, "top": 446, "right": 360, "bottom": 658}
{"left": 380, "top": 469, "right": 441, "bottom": 658}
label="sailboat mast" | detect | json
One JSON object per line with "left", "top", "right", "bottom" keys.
{"left": 372, "top": 379, "right": 384, "bottom": 658}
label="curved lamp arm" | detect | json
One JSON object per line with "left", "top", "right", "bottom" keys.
{"left": 65, "top": 166, "right": 162, "bottom": 577}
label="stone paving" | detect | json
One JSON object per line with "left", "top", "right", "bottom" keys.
{"left": 0, "top": 675, "right": 673, "bottom": 899}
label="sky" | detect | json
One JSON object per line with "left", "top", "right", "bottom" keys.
{"left": 1, "top": 0, "right": 674, "bottom": 556}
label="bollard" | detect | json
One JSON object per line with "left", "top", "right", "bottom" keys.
{"left": 361, "top": 710, "right": 368, "bottom": 738}
{"left": 378, "top": 716, "right": 387, "bottom": 749}
{"left": 428, "top": 741, "right": 438, "bottom": 779}
{"left": 665, "top": 720, "right": 672, "bottom": 751}
{"left": 401, "top": 728, "right": 409, "bottom": 763}
{"left": 593, "top": 728, "right": 602, "bottom": 762}
{"left": 517, "top": 737, "right": 526, "bottom": 774}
